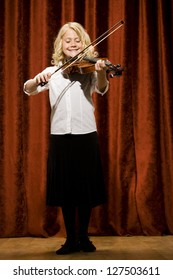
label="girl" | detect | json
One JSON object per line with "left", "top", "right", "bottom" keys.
{"left": 24, "top": 22, "right": 109, "bottom": 254}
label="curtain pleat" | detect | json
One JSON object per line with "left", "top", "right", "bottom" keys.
{"left": 0, "top": 0, "right": 173, "bottom": 237}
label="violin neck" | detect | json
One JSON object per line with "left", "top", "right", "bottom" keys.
{"left": 84, "top": 56, "right": 114, "bottom": 68}
{"left": 83, "top": 56, "right": 98, "bottom": 64}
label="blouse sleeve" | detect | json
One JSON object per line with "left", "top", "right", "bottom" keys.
{"left": 91, "top": 72, "right": 109, "bottom": 96}
{"left": 23, "top": 77, "right": 49, "bottom": 96}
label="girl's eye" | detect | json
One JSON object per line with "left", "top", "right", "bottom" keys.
{"left": 64, "top": 39, "right": 81, "bottom": 44}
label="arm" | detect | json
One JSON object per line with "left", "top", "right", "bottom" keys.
{"left": 95, "top": 60, "right": 108, "bottom": 93}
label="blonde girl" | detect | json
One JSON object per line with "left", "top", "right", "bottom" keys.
{"left": 24, "top": 22, "right": 109, "bottom": 255}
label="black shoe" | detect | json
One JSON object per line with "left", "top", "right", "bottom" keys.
{"left": 79, "top": 238, "right": 96, "bottom": 252}
{"left": 56, "top": 240, "right": 80, "bottom": 255}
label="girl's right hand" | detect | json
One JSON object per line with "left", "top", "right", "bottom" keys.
{"left": 35, "top": 72, "right": 52, "bottom": 85}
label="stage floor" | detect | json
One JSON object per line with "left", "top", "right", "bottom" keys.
{"left": 0, "top": 236, "right": 173, "bottom": 260}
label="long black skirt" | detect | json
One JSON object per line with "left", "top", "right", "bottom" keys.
{"left": 46, "top": 132, "right": 106, "bottom": 207}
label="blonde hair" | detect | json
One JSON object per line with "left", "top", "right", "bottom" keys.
{"left": 52, "top": 22, "right": 97, "bottom": 65}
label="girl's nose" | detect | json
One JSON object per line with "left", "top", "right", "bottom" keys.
{"left": 70, "top": 40, "right": 77, "bottom": 47}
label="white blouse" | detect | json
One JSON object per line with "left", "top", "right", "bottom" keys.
{"left": 24, "top": 66, "right": 109, "bottom": 135}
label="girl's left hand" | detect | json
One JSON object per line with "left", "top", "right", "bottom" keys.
{"left": 95, "top": 59, "right": 107, "bottom": 71}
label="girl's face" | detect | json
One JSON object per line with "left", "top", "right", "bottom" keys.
{"left": 62, "top": 28, "right": 83, "bottom": 58}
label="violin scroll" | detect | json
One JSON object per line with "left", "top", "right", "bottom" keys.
{"left": 106, "top": 63, "right": 124, "bottom": 78}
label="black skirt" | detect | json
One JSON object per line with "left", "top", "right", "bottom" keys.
{"left": 46, "top": 132, "right": 106, "bottom": 207}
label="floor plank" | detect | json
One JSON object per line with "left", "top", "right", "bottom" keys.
{"left": 0, "top": 236, "right": 173, "bottom": 260}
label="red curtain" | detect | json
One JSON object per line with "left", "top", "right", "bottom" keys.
{"left": 0, "top": 0, "right": 173, "bottom": 237}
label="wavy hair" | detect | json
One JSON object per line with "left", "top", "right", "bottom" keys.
{"left": 51, "top": 22, "right": 97, "bottom": 65}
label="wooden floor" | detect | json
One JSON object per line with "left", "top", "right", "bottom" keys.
{"left": 0, "top": 235, "right": 173, "bottom": 260}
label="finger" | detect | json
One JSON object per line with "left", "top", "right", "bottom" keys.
{"left": 95, "top": 60, "right": 105, "bottom": 70}
{"left": 35, "top": 74, "right": 46, "bottom": 85}
{"left": 42, "top": 74, "right": 48, "bottom": 82}
{"left": 40, "top": 74, "right": 48, "bottom": 83}
{"left": 46, "top": 72, "right": 52, "bottom": 81}
{"left": 35, "top": 75, "right": 41, "bottom": 85}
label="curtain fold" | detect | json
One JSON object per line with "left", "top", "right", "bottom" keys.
{"left": 0, "top": 0, "right": 173, "bottom": 237}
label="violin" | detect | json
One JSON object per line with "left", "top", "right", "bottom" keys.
{"left": 62, "top": 56, "right": 124, "bottom": 77}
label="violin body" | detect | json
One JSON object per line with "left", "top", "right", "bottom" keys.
{"left": 63, "top": 60, "right": 96, "bottom": 75}
{"left": 63, "top": 57, "right": 124, "bottom": 77}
